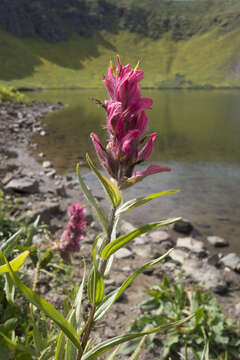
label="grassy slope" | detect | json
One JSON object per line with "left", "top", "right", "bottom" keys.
{"left": 1, "top": 23, "right": 240, "bottom": 88}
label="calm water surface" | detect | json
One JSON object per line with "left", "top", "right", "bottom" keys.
{"left": 29, "top": 89, "right": 240, "bottom": 253}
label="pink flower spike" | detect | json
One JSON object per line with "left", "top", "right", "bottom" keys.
{"left": 138, "top": 133, "right": 158, "bottom": 161}
{"left": 56, "top": 203, "right": 86, "bottom": 263}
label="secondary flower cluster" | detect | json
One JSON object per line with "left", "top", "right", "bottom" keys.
{"left": 53, "top": 204, "right": 86, "bottom": 262}
{"left": 91, "top": 56, "right": 170, "bottom": 189}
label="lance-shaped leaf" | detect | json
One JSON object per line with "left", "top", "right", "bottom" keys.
{"left": 0, "top": 228, "right": 23, "bottom": 253}
{"left": 88, "top": 267, "right": 105, "bottom": 306}
{"left": 94, "top": 250, "right": 173, "bottom": 322}
{"left": 116, "top": 190, "right": 179, "bottom": 216}
{"left": 55, "top": 262, "right": 87, "bottom": 360}
{"left": 77, "top": 163, "right": 108, "bottom": 234}
{"left": 86, "top": 154, "right": 122, "bottom": 208}
{"left": 102, "top": 218, "right": 181, "bottom": 260}
{"left": 82, "top": 314, "right": 195, "bottom": 360}
{"left": 4, "top": 256, "right": 81, "bottom": 351}
{"left": 0, "top": 250, "right": 29, "bottom": 274}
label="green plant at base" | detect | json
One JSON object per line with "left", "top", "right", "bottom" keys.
{"left": 121, "top": 276, "right": 240, "bottom": 359}
{"left": 0, "top": 87, "right": 30, "bottom": 104}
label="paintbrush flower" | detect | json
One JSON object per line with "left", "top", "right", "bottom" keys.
{"left": 91, "top": 56, "right": 170, "bottom": 189}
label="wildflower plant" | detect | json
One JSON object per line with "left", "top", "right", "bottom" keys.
{"left": 0, "top": 57, "right": 195, "bottom": 360}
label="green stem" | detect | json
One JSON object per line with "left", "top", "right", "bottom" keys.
{"left": 77, "top": 206, "right": 117, "bottom": 359}
{"left": 76, "top": 304, "right": 96, "bottom": 360}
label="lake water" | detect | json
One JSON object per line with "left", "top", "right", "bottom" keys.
{"left": 29, "top": 89, "right": 240, "bottom": 253}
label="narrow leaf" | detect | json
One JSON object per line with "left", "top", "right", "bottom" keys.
{"left": 116, "top": 190, "right": 179, "bottom": 216}
{"left": 129, "top": 335, "right": 147, "bottom": 360}
{"left": 82, "top": 314, "right": 194, "bottom": 360}
{"left": 102, "top": 219, "right": 180, "bottom": 260}
{"left": 105, "top": 345, "right": 121, "bottom": 360}
{"left": 4, "top": 256, "right": 81, "bottom": 350}
{"left": 94, "top": 249, "right": 173, "bottom": 322}
{"left": 86, "top": 154, "right": 122, "bottom": 208}
{"left": 0, "top": 250, "right": 29, "bottom": 274}
{"left": 0, "top": 228, "right": 23, "bottom": 252}
{"left": 77, "top": 163, "right": 108, "bottom": 234}
{"left": 55, "top": 263, "right": 86, "bottom": 359}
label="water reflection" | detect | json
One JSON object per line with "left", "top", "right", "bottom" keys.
{"left": 29, "top": 89, "right": 240, "bottom": 252}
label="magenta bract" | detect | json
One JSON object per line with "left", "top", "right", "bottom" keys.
{"left": 91, "top": 56, "right": 170, "bottom": 189}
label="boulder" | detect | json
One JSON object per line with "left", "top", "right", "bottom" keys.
{"left": 5, "top": 177, "right": 39, "bottom": 194}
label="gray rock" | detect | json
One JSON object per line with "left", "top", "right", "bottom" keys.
{"left": 220, "top": 253, "right": 240, "bottom": 271}
{"left": 55, "top": 184, "right": 67, "bottom": 197}
{"left": 1, "top": 173, "right": 14, "bottom": 185}
{"left": 42, "top": 161, "right": 52, "bottom": 169}
{"left": 134, "top": 245, "right": 151, "bottom": 258}
{"left": 169, "top": 249, "right": 189, "bottom": 264}
{"left": 182, "top": 258, "right": 228, "bottom": 294}
{"left": 121, "top": 266, "right": 132, "bottom": 272}
{"left": 207, "top": 235, "right": 229, "bottom": 247}
{"left": 149, "top": 230, "right": 170, "bottom": 243}
{"left": 30, "top": 201, "right": 61, "bottom": 223}
{"left": 46, "top": 169, "right": 56, "bottom": 178}
{"left": 173, "top": 218, "right": 193, "bottom": 234}
{"left": 115, "top": 248, "right": 133, "bottom": 259}
{"left": 5, "top": 177, "right": 39, "bottom": 194}
{"left": 133, "top": 236, "right": 147, "bottom": 245}
{"left": 176, "top": 237, "right": 205, "bottom": 253}
{"left": 120, "top": 220, "right": 137, "bottom": 234}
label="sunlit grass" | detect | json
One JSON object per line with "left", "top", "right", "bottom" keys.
{"left": 1, "top": 24, "right": 240, "bottom": 89}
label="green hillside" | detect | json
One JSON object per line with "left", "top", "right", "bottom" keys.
{"left": 1, "top": 0, "right": 240, "bottom": 89}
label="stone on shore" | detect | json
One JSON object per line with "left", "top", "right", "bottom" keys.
{"left": 115, "top": 248, "right": 133, "bottom": 259}
{"left": 5, "top": 177, "right": 39, "bottom": 194}
{"left": 120, "top": 220, "right": 137, "bottom": 234}
{"left": 182, "top": 257, "right": 228, "bottom": 294}
{"left": 173, "top": 218, "right": 193, "bottom": 234}
{"left": 176, "top": 237, "right": 205, "bottom": 254}
{"left": 149, "top": 230, "right": 170, "bottom": 243}
{"left": 220, "top": 253, "right": 240, "bottom": 272}
{"left": 207, "top": 235, "right": 229, "bottom": 247}
{"left": 169, "top": 249, "right": 189, "bottom": 264}
{"left": 42, "top": 161, "right": 53, "bottom": 169}
{"left": 30, "top": 201, "right": 61, "bottom": 223}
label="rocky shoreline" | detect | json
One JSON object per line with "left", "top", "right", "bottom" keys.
{"left": 0, "top": 101, "right": 240, "bottom": 358}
